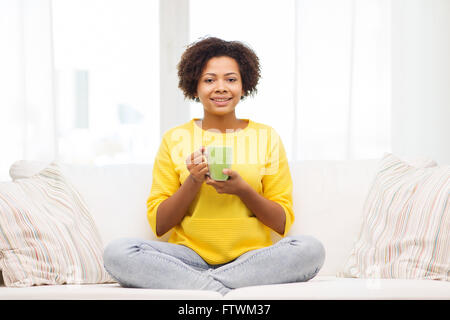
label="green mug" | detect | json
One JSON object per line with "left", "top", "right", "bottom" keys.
{"left": 206, "top": 146, "right": 233, "bottom": 181}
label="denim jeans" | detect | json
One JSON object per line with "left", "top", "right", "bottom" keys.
{"left": 103, "top": 235, "right": 325, "bottom": 295}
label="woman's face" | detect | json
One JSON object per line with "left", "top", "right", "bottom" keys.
{"left": 196, "top": 56, "right": 243, "bottom": 117}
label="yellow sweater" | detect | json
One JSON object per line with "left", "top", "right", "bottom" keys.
{"left": 147, "top": 118, "right": 294, "bottom": 264}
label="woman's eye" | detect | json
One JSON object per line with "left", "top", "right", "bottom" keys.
{"left": 227, "top": 78, "right": 237, "bottom": 82}
{"left": 205, "top": 79, "right": 214, "bottom": 83}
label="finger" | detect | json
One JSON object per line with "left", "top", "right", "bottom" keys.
{"left": 195, "top": 146, "right": 206, "bottom": 158}
{"left": 190, "top": 156, "right": 201, "bottom": 165}
{"left": 199, "top": 167, "right": 209, "bottom": 176}
{"left": 188, "top": 148, "right": 207, "bottom": 164}
{"left": 192, "top": 162, "right": 207, "bottom": 174}
{"left": 186, "top": 152, "right": 202, "bottom": 164}
{"left": 199, "top": 164, "right": 209, "bottom": 174}
{"left": 208, "top": 179, "right": 226, "bottom": 186}
{"left": 193, "top": 154, "right": 207, "bottom": 164}
{"left": 187, "top": 161, "right": 198, "bottom": 173}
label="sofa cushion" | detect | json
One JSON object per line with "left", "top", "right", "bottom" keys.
{"left": 0, "top": 163, "right": 114, "bottom": 287}
{"left": 9, "top": 160, "right": 160, "bottom": 245}
{"left": 340, "top": 153, "right": 449, "bottom": 280}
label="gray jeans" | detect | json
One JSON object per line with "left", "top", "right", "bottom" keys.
{"left": 103, "top": 235, "right": 325, "bottom": 295}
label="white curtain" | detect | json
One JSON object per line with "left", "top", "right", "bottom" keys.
{"left": 294, "top": 0, "right": 391, "bottom": 160}
{"left": 0, "top": 0, "right": 56, "bottom": 181}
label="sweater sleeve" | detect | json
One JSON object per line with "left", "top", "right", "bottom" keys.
{"left": 261, "top": 128, "right": 295, "bottom": 236}
{"left": 146, "top": 135, "right": 181, "bottom": 237}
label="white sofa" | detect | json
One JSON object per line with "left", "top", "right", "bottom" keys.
{"left": 0, "top": 159, "right": 449, "bottom": 300}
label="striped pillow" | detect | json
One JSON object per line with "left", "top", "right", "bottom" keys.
{"left": 0, "top": 163, "right": 114, "bottom": 287}
{"left": 340, "top": 153, "right": 449, "bottom": 281}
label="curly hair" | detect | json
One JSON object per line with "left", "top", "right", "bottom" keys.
{"left": 177, "top": 37, "right": 261, "bottom": 101}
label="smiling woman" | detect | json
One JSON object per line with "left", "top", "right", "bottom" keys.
{"left": 102, "top": 37, "right": 325, "bottom": 295}
{"left": 177, "top": 37, "right": 260, "bottom": 101}
{"left": 177, "top": 37, "right": 261, "bottom": 133}
{"left": 196, "top": 57, "right": 243, "bottom": 116}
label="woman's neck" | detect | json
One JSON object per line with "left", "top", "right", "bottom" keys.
{"left": 199, "top": 113, "right": 245, "bottom": 133}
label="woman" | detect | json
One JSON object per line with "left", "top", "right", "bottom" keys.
{"left": 103, "top": 37, "right": 325, "bottom": 295}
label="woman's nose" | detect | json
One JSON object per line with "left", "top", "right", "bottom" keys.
{"left": 215, "top": 79, "right": 228, "bottom": 92}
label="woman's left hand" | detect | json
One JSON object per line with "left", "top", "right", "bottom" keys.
{"left": 205, "top": 169, "right": 249, "bottom": 196}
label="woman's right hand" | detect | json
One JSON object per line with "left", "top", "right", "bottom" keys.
{"left": 185, "top": 146, "right": 209, "bottom": 184}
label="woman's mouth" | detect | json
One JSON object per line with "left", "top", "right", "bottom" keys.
{"left": 211, "top": 97, "right": 232, "bottom": 106}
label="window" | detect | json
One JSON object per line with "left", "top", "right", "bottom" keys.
{"left": 52, "top": 0, "right": 160, "bottom": 165}
{"left": 0, "top": 0, "right": 392, "bottom": 182}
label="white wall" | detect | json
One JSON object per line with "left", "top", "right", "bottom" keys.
{"left": 391, "top": 0, "right": 450, "bottom": 165}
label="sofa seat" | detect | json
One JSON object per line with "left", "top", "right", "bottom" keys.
{"left": 1, "top": 276, "right": 448, "bottom": 300}
{"left": 0, "top": 282, "right": 222, "bottom": 300}
{"left": 223, "top": 276, "right": 450, "bottom": 300}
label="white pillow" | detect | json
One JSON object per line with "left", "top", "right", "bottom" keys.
{"left": 0, "top": 163, "right": 114, "bottom": 287}
{"left": 339, "top": 153, "right": 449, "bottom": 280}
